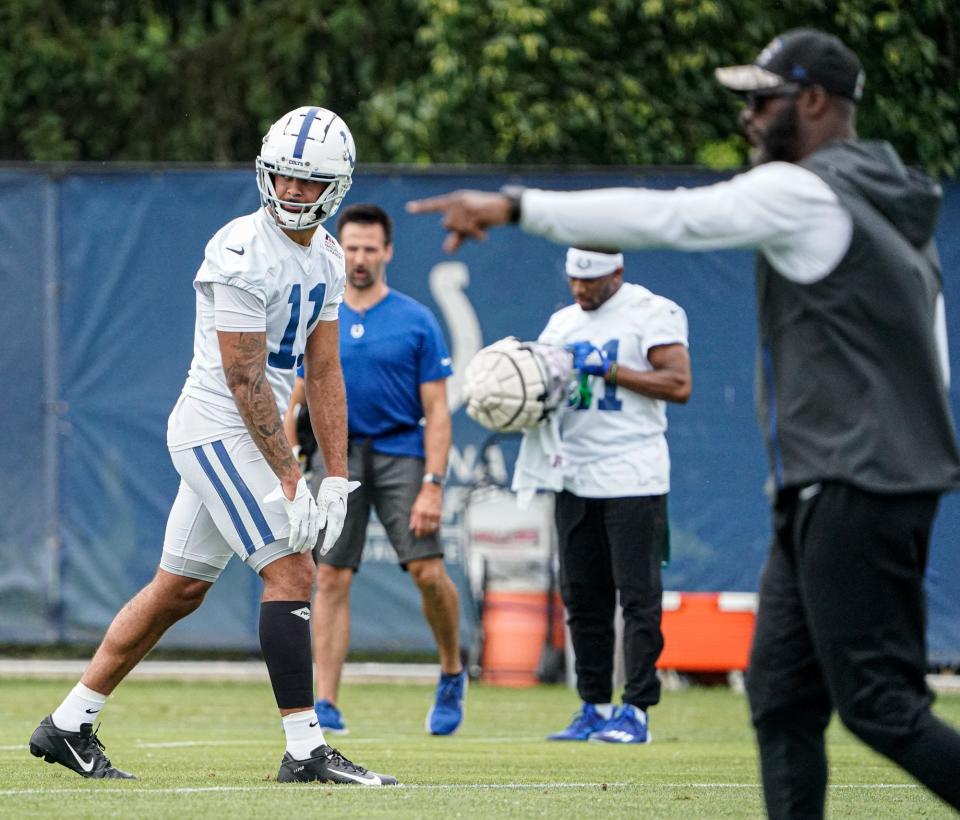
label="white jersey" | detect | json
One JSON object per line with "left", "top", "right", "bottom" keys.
{"left": 539, "top": 282, "right": 688, "bottom": 497}
{"left": 167, "top": 208, "right": 344, "bottom": 450}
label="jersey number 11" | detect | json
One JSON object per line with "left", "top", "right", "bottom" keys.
{"left": 269, "top": 283, "right": 327, "bottom": 370}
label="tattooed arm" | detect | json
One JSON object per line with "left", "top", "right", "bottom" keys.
{"left": 302, "top": 319, "right": 348, "bottom": 479}
{"left": 219, "top": 330, "right": 302, "bottom": 500}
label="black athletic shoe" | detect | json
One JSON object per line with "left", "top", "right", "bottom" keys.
{"left": 29, "top": 715, "right": 137, "bottom": 780}
{"left": 277, "top": 744, "right": 398, "bottom": 785}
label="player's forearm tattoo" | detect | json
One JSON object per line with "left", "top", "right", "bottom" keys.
{"left": 223, "top": 333, "right": 300, "bottom": 483}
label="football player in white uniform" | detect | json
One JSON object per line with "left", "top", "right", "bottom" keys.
{"left": 30, "top": 107, "right": 397, "bottom": 786}
{"left": 538, "top": 249, "right": 691, "bottom": 744}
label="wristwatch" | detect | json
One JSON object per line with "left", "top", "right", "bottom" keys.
{"left": 422, "top": 472, "right": 445, "bottom": 487}
{"left": 499, "top": 185, "right": 525, "bottom": 223}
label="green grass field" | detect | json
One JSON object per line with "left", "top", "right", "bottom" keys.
{"left": 1, "top": 677, "right": 958, "bottom": 818}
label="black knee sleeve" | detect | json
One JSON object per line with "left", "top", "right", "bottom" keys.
{"left": 258, "top": 601, "right": 313, "bottom": 710}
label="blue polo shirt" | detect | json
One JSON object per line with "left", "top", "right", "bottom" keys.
{"left": 338, "top": 290, "right": 453, "bottom": 458}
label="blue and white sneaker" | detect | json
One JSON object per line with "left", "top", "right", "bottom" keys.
{"left": 546, "top": 703, "right": 610, "bottom": 741}
{"left": 314, "top": 699, "right": 348, "bottom": 735}
{"left": 589, "top": 704, "right": 652, "bottom": 744}
{"left": 426, "top": 669, "right": 467, "bottom": 735}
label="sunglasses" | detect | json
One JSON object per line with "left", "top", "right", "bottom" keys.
{"left": 744, "top": 83, "right": 804, "bottom": 110}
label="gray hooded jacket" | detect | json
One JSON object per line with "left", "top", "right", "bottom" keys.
{"left": 755, "top": 139, "right": 960, "bottom": 493}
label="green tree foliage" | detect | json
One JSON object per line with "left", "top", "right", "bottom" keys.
{"left": 0, "top": 0, "right": 425, "bottom": 162}
{"left": 363, "top": 0, "right": 960, "bottom": 173}
{"left": 1, "top": 0, "right": 958, "bottom": 174}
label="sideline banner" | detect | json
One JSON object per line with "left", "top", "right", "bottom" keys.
{"left": 1, "top": 166, "right": 959, "bottom": 661}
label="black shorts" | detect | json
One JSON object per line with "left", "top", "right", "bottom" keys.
{"left": 313, "top": 439, "right": 442, "bottom": 571}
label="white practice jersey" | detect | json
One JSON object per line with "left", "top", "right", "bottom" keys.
{"left": 167, "top": 208, "right": 344, "bottom": 450}
{"left": 539, "top": 282, "right": 688, "bottom": 497}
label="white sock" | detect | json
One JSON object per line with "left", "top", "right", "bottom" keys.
{"left": 51, "top": 682, "right": 108, "bottom": 732}
{"left": 282, "top": 709, "right": 327, "bottom": 760}
{"left": 622, "top": 704, "right": 647, "bottom": 723}
{"left": 594, "top": 703, "right": 614, "bottom": 720}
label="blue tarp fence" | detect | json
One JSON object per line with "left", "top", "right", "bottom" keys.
{"left": 2, "top": 165, "right": 960, "bottom": 662}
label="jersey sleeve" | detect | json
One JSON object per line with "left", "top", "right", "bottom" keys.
{"left": 212, "top": 283, "right": 267, "bottom": 332}
{"left": 641, "top": 298, "right": 689, "bottom": 358}
{"left": 537, "top": 310, "right": 568, "bottom": 345}
{"left": 418, "top": 310, "right": 454, "bottom": 383}
{"left": 196, "top": 222, "right": 271, "bottom": 303}
{"left": 318, "top": 270, "right": 344, "bottom": 322}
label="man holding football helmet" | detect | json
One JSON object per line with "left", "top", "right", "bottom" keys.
{"left": 30, "top": 107, "right": 396, "bottom": 786}
{"left": 539, "top": 249, "right": 691, "bottom": 744}
{"left": 462, "top": 249, "right": 690, "bottom": 743}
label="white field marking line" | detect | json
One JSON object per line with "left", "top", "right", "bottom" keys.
{"left": 0, "top": 736, "right": 564, "bottom": 752}
{"left": 452, "top": 736, "right": 547, "bottom": 743}
{"left": 0, "top": 741, "right": 270, "bottom": 752}
{"left": 135, "top": 740, "right": 266, "bottom": 749}
{"left": 0, "top": 783, "right": 923, "bottom": 797}
{"left": 132, "top": 736, "right": 542, "bottom": 749}
{"left": 0, "top": 784, "right": 624, "bottom": 797}
{"left": 136, "top": 739, "right": 398, "bottom": 748}
{"left": 679, "top": 784, "right": 920, "bottom": 790}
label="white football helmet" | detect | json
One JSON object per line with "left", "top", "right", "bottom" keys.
{"left": 256, "top": 106, "right": 355, "bottom": 231}
{"left": 463, "top": 337, "right": 576, "bottom": 433}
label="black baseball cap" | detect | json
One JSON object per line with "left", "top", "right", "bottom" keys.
{"left": 715, "top": 28, "right": 865, "bottom": 102}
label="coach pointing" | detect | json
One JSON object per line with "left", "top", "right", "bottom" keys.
{"left": 408, "top": 28, "right": 960, "bottom": 818}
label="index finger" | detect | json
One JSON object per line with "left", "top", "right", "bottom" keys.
{"left": 319, "top": 525, "right": 336, "bottom": 556}
{"left": 443, "top": 231, "right": 465, "bottom": 253}
{"left": 289, "top": 522, "right": 306, "bottom": 553}
{"left": 406, "top": 194, "right": 455, "bottom": 215}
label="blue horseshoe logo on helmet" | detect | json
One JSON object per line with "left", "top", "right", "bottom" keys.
{"left": 340, "top": 131, "right": 355, "bottom": 169}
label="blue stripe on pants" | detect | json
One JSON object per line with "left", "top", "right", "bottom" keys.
{"left": 211, "top": 439, "right": 276, "bottom": 545}
{"left": 193, "top": 445, "right": 255, "bottom": 555}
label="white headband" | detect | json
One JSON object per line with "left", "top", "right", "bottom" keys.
{"left": 565, "top": 248, "right": 624, "bottom": 279}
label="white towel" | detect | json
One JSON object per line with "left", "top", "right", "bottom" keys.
{"left": 511, "top": 413, "right": 565, "bottom": 509}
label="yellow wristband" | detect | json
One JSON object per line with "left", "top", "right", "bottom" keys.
{"left": 605, "top": 362, "right": 618, "bottom": 384}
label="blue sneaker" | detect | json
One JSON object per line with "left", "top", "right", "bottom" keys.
{"left": 546, "top": 703, "right": 609, "bottom": 741}
{"left": 426, "top": 669, "right": 467, "bottom": 735}
{"left": 589, "top": 704, "right": 651, "bottom": 744}
{"left": 314, "top": 699, "right": 348, "bottom": 735}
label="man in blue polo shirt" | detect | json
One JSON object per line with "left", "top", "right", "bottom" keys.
{"left": 305, "top": 203, "right": 465, "bottom": 736}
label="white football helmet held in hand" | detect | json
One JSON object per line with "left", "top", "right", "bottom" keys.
{"left": 256, "top": 106, "right": 356, "bottom": 231}
{"left": 316, "top": 476, "right": 361, "bottom": 556}
{"left": 462, "top": 337, "right": 576, "bottom": 432}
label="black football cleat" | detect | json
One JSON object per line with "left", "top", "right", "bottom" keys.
{"left": 29, "top": 715, "right": 137, "bottom": 779}
{"left": 277, "top": 744, "right": 397, "bottom": 785}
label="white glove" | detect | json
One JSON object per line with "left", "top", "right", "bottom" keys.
{"left": 263, "top": 477, "right": 321, "bottom": 554}
{"left": 316, "top": 476, "right": 361, "bottom": 556}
